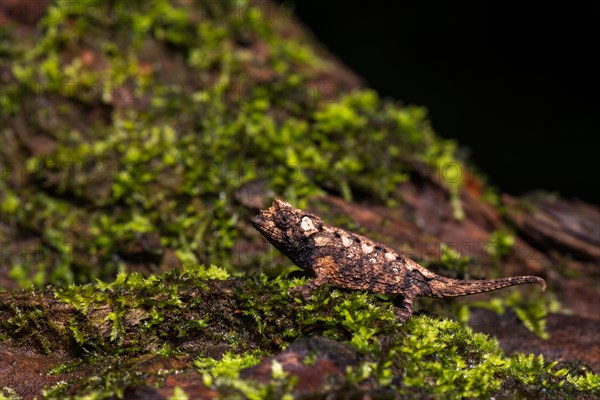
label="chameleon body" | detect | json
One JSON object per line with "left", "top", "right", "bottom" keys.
{"left": 251, "top": 199, "right": 546, "bottom": 322}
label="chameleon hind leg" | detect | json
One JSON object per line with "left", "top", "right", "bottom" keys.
{"left": 394, "top": 293, "right": 415, "bottom": 323}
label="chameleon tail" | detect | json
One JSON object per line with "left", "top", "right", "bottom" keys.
{"left": 426, "top": 275, "right": 546, "bottom": 298}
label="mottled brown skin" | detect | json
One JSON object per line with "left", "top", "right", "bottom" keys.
{"left": 252, "top": 199, "right": 546, "bottom": 322}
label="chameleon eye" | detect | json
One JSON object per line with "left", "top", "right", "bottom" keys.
{"left": 279, "top": 215, "right": 290, "bottom": 227}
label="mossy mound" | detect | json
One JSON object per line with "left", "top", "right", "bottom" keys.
{"left": 1, "top": 266, "right": 598, "bottom": 399}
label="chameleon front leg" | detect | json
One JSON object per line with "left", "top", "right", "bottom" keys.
{"left": 394, "top": 293, "right": 415, "bottom": 323}
{"left": 288, "top": 256, "right": 336, "bottom": 300}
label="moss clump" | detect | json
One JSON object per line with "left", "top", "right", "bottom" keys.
{"left": 194, "top": 351, "right": 297, "bottom": 399}
{"left": 0, "top": 388, "right": 21, "bottom": 400}
{"left": 0, "top": 266, "right": 598, "bottom": 398}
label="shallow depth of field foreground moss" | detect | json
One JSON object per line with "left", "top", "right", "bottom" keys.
{"left": 0, "top": 266, "right": 598, "bottom": 398}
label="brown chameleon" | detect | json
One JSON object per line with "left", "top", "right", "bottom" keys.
{"left": 252, "top": 199, "right": 546, "bottom": 322}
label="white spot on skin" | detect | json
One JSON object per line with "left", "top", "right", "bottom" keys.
{"left": 393, "top": 267, "right": 399, "bottom": 273}
{"left": 385, "top": 252, "right": 396, "bottom": 261}
{"left": 370, "top": 258, "right": 377, "bottom": 263}
{"left": 314, "top": 236, "right": 331, "bottom": 247}
{"left": 361, "top": 243, "right": 374, "bottom": 254}
{"left": 341, "top": 235, "right": 353, "bottom": 247}
{"left": 301, "top": 217, "right": 318, "bottom": 236}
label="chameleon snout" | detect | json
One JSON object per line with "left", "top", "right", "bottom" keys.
{"left": 251, "top": 210, "right": 272, "bottom": 230}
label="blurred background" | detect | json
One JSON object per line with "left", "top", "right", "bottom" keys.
{"left": 286, "top": 1, "right": 599, "bottom": 204}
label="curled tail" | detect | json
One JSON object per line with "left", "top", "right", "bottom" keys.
{"left": 425, "top": 275, "right": 546, "bottom": 298}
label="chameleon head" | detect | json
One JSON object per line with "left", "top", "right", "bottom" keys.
{"left": 251, "top": 199, "right": 323, "bottom": 265}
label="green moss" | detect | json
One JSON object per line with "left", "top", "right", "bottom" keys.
{"left": 43, "top": 358, "right": 147, "bottom": 399}
{"left": 464, "top": 290, "right": 561, "bottom": 340}
{"left": 398, "top": 316, "right": 504, "bottom": 397}
{"left": 194, "top": 351, "right": 263, "bottom": 380}
{"left": 438, "top": 243, "right": 472, "bottom": 279}
{"left": 0, "top": 388, "right": 21, "bottom": 400}
{"left": 487, "top": 230, "right": 516, "bottom": 267}
{"left": 169, "top": 387, "right": 189, "bottom": 400}
{"left": 0, "top": 268, "right": 598, "bottom": 398}
{"left": 193, "top": 350, "right": 297, "bottom": 398}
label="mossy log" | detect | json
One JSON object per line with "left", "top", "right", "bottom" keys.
{"left": 0, "top": 0, "right": 598, "bottom": 398}
{"left": 1, "top": 268, "right": 598, "bottom": 399}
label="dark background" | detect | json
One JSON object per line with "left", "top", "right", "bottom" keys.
{"left": 284, "top": 2, "right": 599, "bottom": 204}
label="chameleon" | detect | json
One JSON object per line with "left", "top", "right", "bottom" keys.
{"left": 251, "top": 199, "right": 546, "bottom": 322}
